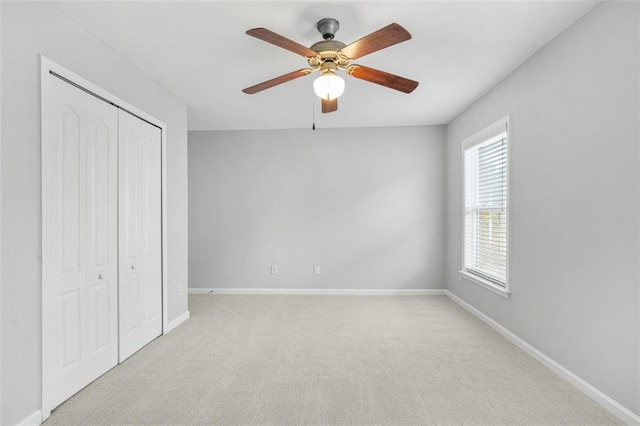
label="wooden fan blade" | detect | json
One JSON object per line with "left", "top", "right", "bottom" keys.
{"left": 340, "top": 23, "right": 411, "bottom": 60}
{"left": 348, "top": 65, "right": 418, "bottom": 93}
{"left": 246, "top": 28, "right": 318, "bottom": 58}
{"left": 321, "top": 98, "right": 338, "bottom": 113}
{"left": 242, "top": 69, "right": 312, "bottom": 94}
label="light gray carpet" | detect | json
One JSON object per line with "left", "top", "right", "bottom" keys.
{"left": 45, "top": 295, "right": 620, "bottom": 425}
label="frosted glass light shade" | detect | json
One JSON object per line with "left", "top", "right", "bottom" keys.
{"left": 313, "top": 73, "right": 345, "bottom": 100}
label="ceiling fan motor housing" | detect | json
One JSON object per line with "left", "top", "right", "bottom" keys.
{"left": 317, "top": 18, "right": 340, "bottom": 40}
{"left": 307, "top": 40, "right": 349, "bottom": 69}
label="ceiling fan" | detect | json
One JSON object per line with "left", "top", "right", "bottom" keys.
{"left": 242, "top": 18, "right": 419, "bottom": 113}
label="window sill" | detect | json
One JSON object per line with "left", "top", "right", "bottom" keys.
{"left": 459, "top": 270, "right": 511, "bottom": 299}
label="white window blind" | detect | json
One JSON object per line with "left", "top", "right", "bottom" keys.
{"left": 464, "top": 130, "right": 508, "bottom": 287}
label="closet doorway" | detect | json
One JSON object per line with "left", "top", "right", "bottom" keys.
{"left": 40, "top": 57, "right": 168, "bottom": 419}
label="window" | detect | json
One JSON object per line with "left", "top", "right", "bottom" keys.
{"left": 461, "top": 116, "right": 510, "bottom": 297}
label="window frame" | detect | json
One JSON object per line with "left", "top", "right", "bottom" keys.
{"left": 460, "top": 115, "right": 511, "bottom": 298}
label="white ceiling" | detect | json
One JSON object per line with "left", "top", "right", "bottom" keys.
{"left": 52, "top": 1, "right": 597, "bottom": 131}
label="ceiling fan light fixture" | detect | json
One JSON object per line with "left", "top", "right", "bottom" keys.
{"left": 313, "top": 72, "right": 345, "bottom": 100}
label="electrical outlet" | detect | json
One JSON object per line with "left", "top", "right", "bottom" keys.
{"left": 177, "top": 284, "right": 183, "bottom": 296}
{"left": 271, "top": 265, "right": 278, "bottom": 275}
{"left": 314, "top": 266, "right": 320, "bottom": 275}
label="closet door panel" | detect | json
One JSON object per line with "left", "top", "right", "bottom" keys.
{"left": 118, "top": 111, "right": 162, "bottom": 361}
{"left": 43, "top": 77, "right": 88, "bottom": 410}
{"left": 119, "top": 115, "right": 142, "bottom": 360}
{"left": 142, "top": 126, "right": 162, "bottom": 338}
{"left": 85, "top": 94, "right": 119, "bottom": 379}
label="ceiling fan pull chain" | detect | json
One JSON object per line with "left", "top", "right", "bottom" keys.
{"left": 312, "top": 88, "right": 316, "bottom": 130}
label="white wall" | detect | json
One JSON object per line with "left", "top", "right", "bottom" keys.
{"left": 1, "top": 2, "right": 189, "bottom": 424}
{"left": 445, "top": 1, "right": 639, "bottom": 415}
{"left": 189, "top": 126, "right": 445, "bottom": 291}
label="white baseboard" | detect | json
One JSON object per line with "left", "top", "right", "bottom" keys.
{"left": 445, "top": 291, "right": 640, "bottom": 425}
{"left": 15, "top": 410, "right": 42, "bottom": 426}
{"left": 164, "top": 310, "right": 190, "bottom": 334}
{"left": 188, "top": 288, "right": 448, "bottom": 296}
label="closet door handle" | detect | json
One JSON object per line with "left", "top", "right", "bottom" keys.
{"left": 98, "top": 273, "right": 104, "bottom": 280}
{"left": 131, "top": 264, "right": 136, "bottom": 270}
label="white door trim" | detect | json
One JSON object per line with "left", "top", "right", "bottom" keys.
{"left": 39, "top": 55, "right": 169, "bottom": 421}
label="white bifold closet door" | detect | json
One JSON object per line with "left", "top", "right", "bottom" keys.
{"left": 43, "top": 75, "right": 119, "bottom": 411}
{"left": 118, "top": 110, "right": 162, "bottom": 361}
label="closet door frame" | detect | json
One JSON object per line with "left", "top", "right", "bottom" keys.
{"left": 39, "top": 56, "right": 169, "bottom": 420}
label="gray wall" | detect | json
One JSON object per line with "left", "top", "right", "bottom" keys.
{"left": 1, "top": 2, "right": 189, "bottom": 423}
{"left": 445, "top": 1, "right": 639, "bottom": 414}
{"left": 189, "top": 126, "right": 445, "bottom": 290}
